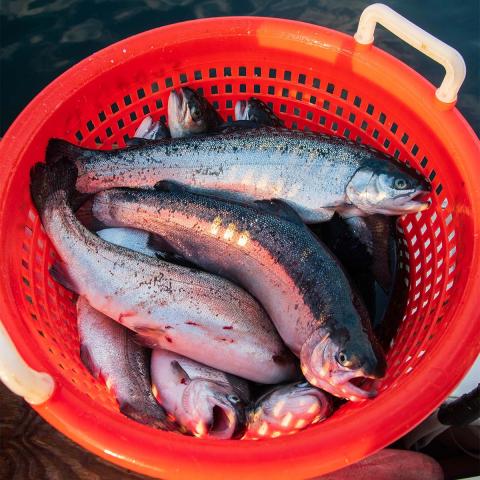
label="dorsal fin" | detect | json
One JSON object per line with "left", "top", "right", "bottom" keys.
{"left": 170, "top": 360, "right": 191, "bottom": 385}
{"left": 254, "top": 199, "right": 304, "bottom": 224}
{"left": 153, "top": 180, "right": 189, "bottom": 193}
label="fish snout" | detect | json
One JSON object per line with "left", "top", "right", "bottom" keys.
{"left": 361, "top": 353, "right": 387, "bottom": 379}
{"left": 205, "top": 400, "right": 246, "bottom": 439}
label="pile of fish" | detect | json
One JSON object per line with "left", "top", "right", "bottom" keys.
{"left": 30, "top": 87, "right": 430, "bottom": 440}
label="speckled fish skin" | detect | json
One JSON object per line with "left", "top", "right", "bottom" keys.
{"left": 46, "top": 127, "right": 430, "bottom": 223}
{"left": 92, "top": 186, "right": 386, "bottom": 400}
{"left": 76, "top": 297, "right": 175, "bottom": 430}
{"left": 245, "top": 381, "right": 332, "bottom": 439}
{"left": 151, "top": 349, "right": 249, "bottom": 439}
{"left": 29, "top": 160, "right": 296, "bottom": 384}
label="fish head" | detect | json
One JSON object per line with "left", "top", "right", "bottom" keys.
{"left": 300, "top": 326, "right": 386, "bottom": 401}
{"left": 247, "top": 381, "right": 332, "bottom": 437}
{"left": 168, "top": 87, "right": 221, "bottom": 138}
{"left": 182, "top": 379, "right": 247, "bottom": 439}
{"left": 346, "top": 160, "right": 431, "bottom": 216}
{"left": 235, "top": 98, "right": 281, "bottom": 126}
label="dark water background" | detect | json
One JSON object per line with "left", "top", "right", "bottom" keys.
{"left": 1, "top": 0, "right": 479, "bottom": 136}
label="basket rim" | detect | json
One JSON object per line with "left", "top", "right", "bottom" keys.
{"left": 0, "top": 16, "right": 479, "bottom": 480}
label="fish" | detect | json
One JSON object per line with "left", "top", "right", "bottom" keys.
{"left": 133, "top": 116, "right": 170, "bottom": 140}
{"left": 29, "top": 159, "right": 297, "bottom": 384}
{"left": 244, "top": 381, "right": 332, "bottom": 439}
{"left": 96, "top": 226, "right": 195, "bottom": 268}
{"left": 97, "top": 227, "right": 158, "bottom": 257}
{"left": 46, "top": 127, "right": 430, "bottom": 223}
{"left": 167, "top": 87, "right": 223, "bottom": 138}
{"left": 151, "top": 349, "right": 249, "bottom": 439}
{"left": 92, "top": 183, "right": 386, "bottom": 400}
{"left": 312, "top": 214, "right": 397, "bottom": 327}
{"left": 76, "top": 297, "right": 176, "bottom": 430}
{"left": 234, "top": 97, "right": 283, "bottom": 127}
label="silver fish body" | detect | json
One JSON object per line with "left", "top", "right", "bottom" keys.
{"left": 245, "top": 381, "right": 332, "bottom": 439}
{"left": 47, "top": 127, "right": 430, "bottom": 223}
{"left": 97, "top": 227, "right": 158, "bottom": 257}
{"left": 151, "top": 349, "right": 249, "bottom": 439}
{"left": 92, "top": 186, "right": 386, "bottom": 400}
{"left": 30, "top": 160, "right": 297, "bottom": 383}
{"left": 76, "top": 297, "right": 175, "bottom": 430}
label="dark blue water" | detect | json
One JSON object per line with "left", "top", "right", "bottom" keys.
{"left": 1, "top": 0, "right": 478, "bottom": 136}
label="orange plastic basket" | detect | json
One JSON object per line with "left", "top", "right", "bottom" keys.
{"left": 0, "top": 11, "right": 479, "bottom": 480}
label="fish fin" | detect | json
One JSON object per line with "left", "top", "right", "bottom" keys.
{"left": 217, "top": 120, "right": 264, "bottom": 131}
{"left": 119, "top": 400, "right": 176, "bottom": 431}
{"left": 75, "top": 197, "right": 108, "bottom": 231}
{"left": 254, "top": 199, "right": 304, "bottom": 224}
{"left": 49, "top": 261, "right": 80, "bottom": 293}
{"left": 125, "top": 137, "right": 157, "bottom": 147}
{"left": 147, "top": 234, "right": 198, "bottom": 269}
{"left": 153, "top": 179, "right": 188, "bottom": 193}
{"left": 45, "top": 138, "right": 84, "bottom": 165}
{"left": 79, "top": 344, "right": 100, "bottom": 378}
{"left": 132, "top": 334, "right": 158, "bottom": 349}
{"left": 147, "top": 233, "right": 177, "bottom": 254}
{"left": 170, "top": 360, "right": 192, "bottom": 385}
{"left": 155, "top": 251, "right": 198, "bottom": 269}
{"left": 30, "top": 158, "right": 79, "bottom": 213}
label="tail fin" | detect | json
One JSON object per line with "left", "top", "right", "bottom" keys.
{"left": 120, "top": 400, "right": 178, "bottom": 432}
{"left": 30, "top": 158, "right": 78, "bottom": 214}
{"left": 45, "top": 138, "right": 83, "bottom": 166}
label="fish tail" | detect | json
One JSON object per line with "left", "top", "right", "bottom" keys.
{"left": 120, "top": 401, "right": 178, "bottom": 432}
{"left": 30, "top": 158, "right": 79, "bottom": 214}
{"left": 45, "top": 138, "right": 84, "bottom": 166}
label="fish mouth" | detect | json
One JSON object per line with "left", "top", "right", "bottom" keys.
{"left": 301, "top": 336, "right": 380, "bottom": 402}
{"left": 203, "top": 402, "right": 238, "bottom": 439}
{"left": 168, "top": 89, "right": 187, "bottom": 121}
{"left": 395, "top": 190, "right": 431, "bottom": 212}
{"left": 303, "top": 368, "right": 378, "bottom": 401}
{"left": 234, "top": 100, "right": 248, "bottom": 121}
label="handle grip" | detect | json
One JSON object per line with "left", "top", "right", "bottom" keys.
{"left": 354, "top": 3, "right": 466, "bottom": 104}
{"left": 0, "top": 321, "right": 54, "bottom": 404}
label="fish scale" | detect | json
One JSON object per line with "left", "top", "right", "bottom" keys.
{"left": 48, "top": 127, "right": 429, "bottom": 224}
{"left": 30, "top": 160, "right": 297, "bottom": 384}
{"left": 93, "top": 185, "right": 386, "bottom": 400}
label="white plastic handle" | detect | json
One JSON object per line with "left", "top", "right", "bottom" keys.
{"left": 0, "top": 321, "right": 54, "bottom": 405}
{"left": 354, "top": 3, "right": 466, "bottom": 104}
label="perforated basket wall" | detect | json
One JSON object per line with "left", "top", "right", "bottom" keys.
{"left": 0, "top": 17, "right": 479, "bottom": 480}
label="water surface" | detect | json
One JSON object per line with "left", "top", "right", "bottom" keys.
{"left": 1, "top": 0, "right": 478, "bottom": 134}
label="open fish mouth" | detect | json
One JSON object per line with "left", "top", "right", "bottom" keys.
{"left": 234, "top": 100, "right": 248, "bottom": 120}
{"left": 303, "top": 368, "right": 378, "bottom": 401}
{"left": 194, "top": 402, "right": 238, "bottom": 439}
{"left": 169, "top": 89, "right": 187, "bottom": 121}
{"left": 395, "top": 190, "right": 431, "bottom": 212}
{"left": 301, "top": 339, "right": 381, "bottom": 401}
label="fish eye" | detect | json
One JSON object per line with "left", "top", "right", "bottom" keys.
{"left": 394, "top": 178, "right": 408, "bottom": 189}
{"left": 228, "top": 394, "right": 241, "bottom": 404}
{"left": 190, "top": 105, "right": 201, "bottom": 121}
{"left": 336, "top": 351, "right": 361, "bottom": 369}
{"left": 337, "top": 351, "right": 348, "bottom": 366}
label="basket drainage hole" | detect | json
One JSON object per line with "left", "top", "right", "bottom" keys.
{"left": 37, "top": 330, "right": 45, "bottom": 338}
